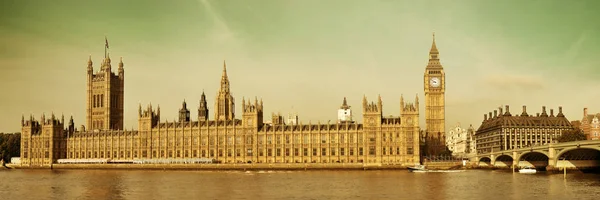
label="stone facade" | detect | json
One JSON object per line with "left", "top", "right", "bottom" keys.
{"left": 423, "top": 33, "right": 447, "bottom": 156}
{"left": 580, "top": 108, "right": 600, "bottom": 140}
{"left": 87, "top": 55, "right": 124, "bottom": 131}
{"left": 19, "top": 52, "right": 422, "bottom": 167}
{"left": 475, "top": 105, "right": 574, "bottom": 154}
{"left": 446, "top": 123, "right": 474, "bottom": 157}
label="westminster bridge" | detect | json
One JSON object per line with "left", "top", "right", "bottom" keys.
{"left": 472, "top": 140, "right": 600, "bottom": 170}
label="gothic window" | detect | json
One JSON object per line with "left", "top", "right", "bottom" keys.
{"left": 247, "top": 148, "right": 253, "bottom": 156}
{"left": 267, "top": 135, "right": 272, "bottom": 144}
{"left": 369, "top": 146, "right": 375, "bottom": 155}
{"left": 276, "top": 135, "right": 281, "bottom": 144}
{"left": 276, "top": 148, "right": 281, "bottom": 156}
{"left": 246, "top": 136, "right": 253, "bottom": 144}
{"left": 303, "top": 135, "right": 309, "bottom": 144}
{"left": 321, "top": 148, "right": 327, "bottom": 156}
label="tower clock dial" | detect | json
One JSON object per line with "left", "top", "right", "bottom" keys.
{"left": 429, "top": 77, "right": 441, "bottom": 88}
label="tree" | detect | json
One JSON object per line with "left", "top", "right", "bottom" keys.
{"left": 557, "top": 129, "right": 586, "bottom": 143}
{"left": 0, "top": 133, "right": 21, "bottom": 163}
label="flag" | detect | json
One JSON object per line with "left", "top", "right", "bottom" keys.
{"left": 105, "top": 36, "right": 109, "bottom": 49}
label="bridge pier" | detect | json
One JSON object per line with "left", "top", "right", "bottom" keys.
{"left": 547, "top": 145, "right": 557, "bottom": 171}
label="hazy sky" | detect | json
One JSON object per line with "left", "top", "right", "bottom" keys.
{"left": 1, "top": 0, "right": 599, "bottom": 133}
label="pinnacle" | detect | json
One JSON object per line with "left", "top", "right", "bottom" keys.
{"left": 430, "top": 32, "right": 439, "bottom": 54}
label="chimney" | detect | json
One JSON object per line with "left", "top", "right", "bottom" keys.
{"left": 558, "top": 106, "right": 564, "bottom": 117}
{"left": 550, "top": 109, "right": 554, "bottom": 117}
{"left": 584, "top": 107, "right": 588, "bottom": 116}
{"left": 536, "top": 113, "right": 540, "bottom": 117}
{"left": 542, "top": 106, "right": 547, "bottom": 114}
{"left": 505, "top": 105, "right": 510, "bottom": 115}
{"left": 489, "top": 112, "right": 493, "bottom": 119}
{"left": 493, "top": 110, "right": 497, "bottom": 118}
{"left": 499, "top": 107, "right": 503, "bottom": 117}
{"left": 484, "top": 114, "right": 487, "bottom": 121}
{"left": 521, "top": 105, "right": 528, "bottom": 116}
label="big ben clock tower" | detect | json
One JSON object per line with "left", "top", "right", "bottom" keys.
{"left": 423, "top": 33, "right": 446, "bottom": 155}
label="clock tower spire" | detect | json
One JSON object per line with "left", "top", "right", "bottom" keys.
{"left": 423, "top": 32, "right": 446, "bottom": 156}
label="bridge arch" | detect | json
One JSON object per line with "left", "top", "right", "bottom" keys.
{"left": 554, "top": 147, "right": 600, "bottom": 171}
{"left": 516, "top": 151, "right": 549, "bottom": 170}
{"left": 478, "top": 157, "right": 491, "bottom": 167}
{"left": 515, "top": 150, "right": 549, "bottom": 162}
{"left": 493, "top": 155, "right": 513, "bottom": 167}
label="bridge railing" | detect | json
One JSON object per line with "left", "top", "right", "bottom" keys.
{"left": 423, "top": 155, "right": 465, "bottom": 163}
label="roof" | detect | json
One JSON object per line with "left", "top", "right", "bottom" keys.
{"left": 476, "top": 106, "right": 573, "bottom": 133}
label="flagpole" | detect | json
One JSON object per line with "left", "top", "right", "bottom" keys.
{"left": 105, "top": 36, "right": 107, "bottom": 59}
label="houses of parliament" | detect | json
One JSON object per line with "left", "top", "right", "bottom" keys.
{"left": 19, "top": 35, "right": 446, "bottom": 167}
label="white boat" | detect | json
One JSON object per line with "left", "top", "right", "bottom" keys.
{"left": 519, "top": 166, "right": 537, "bottom": 174}
{"left": 408, "top": 165, "right": 426, "bottom": 172}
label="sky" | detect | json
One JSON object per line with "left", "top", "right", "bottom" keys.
{"left": 0, "top": 0, "right": 599, "bottom": 133}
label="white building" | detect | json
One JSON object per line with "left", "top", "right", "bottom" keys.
{"left": 446, "top": 123, "right": 475, "bottom": 157}
{"left": 337, "top": 97, "right": 354, "bottom": 124}
{"left": 287, "top": 112, "right": 299, "bottom": 125}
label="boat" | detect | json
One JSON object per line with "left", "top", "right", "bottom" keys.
{"left": 408, "top": 165, "right": 426, "bottom": 172}
{"left": 519, "top": 166, "right": 537, "bottom": 174}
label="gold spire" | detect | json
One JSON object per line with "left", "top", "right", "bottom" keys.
{"left": 430, "top": 32, "right": 439, "bottom": 54}
{"left": 222, "top": 60, "right": 228, "bottom": 80}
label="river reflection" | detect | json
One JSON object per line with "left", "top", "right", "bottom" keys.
{"left": 1, "top": 170, "right": 600, "bottom": 200}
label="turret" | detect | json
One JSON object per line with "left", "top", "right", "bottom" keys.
{"left": 118, "top": 57, "right": 124, "bottom": 77}
{"left": 179, "top": 99, "right": 190, "bottom": 123}
{"left": 198, "top": 91, "right": 209, "bottom": 122}
{"left": 242, "top": 96, "right": 264, "bottom": 128}
{"left": 87, "top": 55, "right": 93, "bottom": 73}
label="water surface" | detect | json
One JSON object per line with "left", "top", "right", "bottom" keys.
{"left": 1, "top": 169, "right": 599, "bottom": 200}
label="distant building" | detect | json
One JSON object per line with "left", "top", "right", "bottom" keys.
{"left": 446, "top": 123, "right": 469, "bottom": 157}
{"left": 580, "top": 108, "right": 600, "bottom": 140}
{"left": 287, "top": 112, "right": 298, "bottom": 125}
{"left": 337, "top": 97, "right": 354, "bottom": 124}
{"left": 446, "top": 123, "right": 476, "bottom": 158}
{"left": 475, "top": 105, "right": 574, "bottom": 154}
{"left": 467, "top": 125, "right": 476, "bottom": 154}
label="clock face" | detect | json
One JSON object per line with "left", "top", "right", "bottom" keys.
{"left": 430, "top": 77, "right": 441, "bottom": 87}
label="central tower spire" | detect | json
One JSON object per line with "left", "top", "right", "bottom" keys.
{"left": 215, "top": 60, "right": 235, "bottom": 121}
{"left": 220, "top": 60, "right": 230, "bottom": 93}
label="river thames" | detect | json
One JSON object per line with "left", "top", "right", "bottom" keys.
{"left": 1, "top": 169, "right": 599, "bottom": 200}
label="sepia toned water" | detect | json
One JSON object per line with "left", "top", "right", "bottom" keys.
{"left": 1, "top": 169, "right": 600, "bottom": 200}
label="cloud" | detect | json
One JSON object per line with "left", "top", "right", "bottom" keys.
{"left": 564, "top": 31, "right": 588, "bottom": 62}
